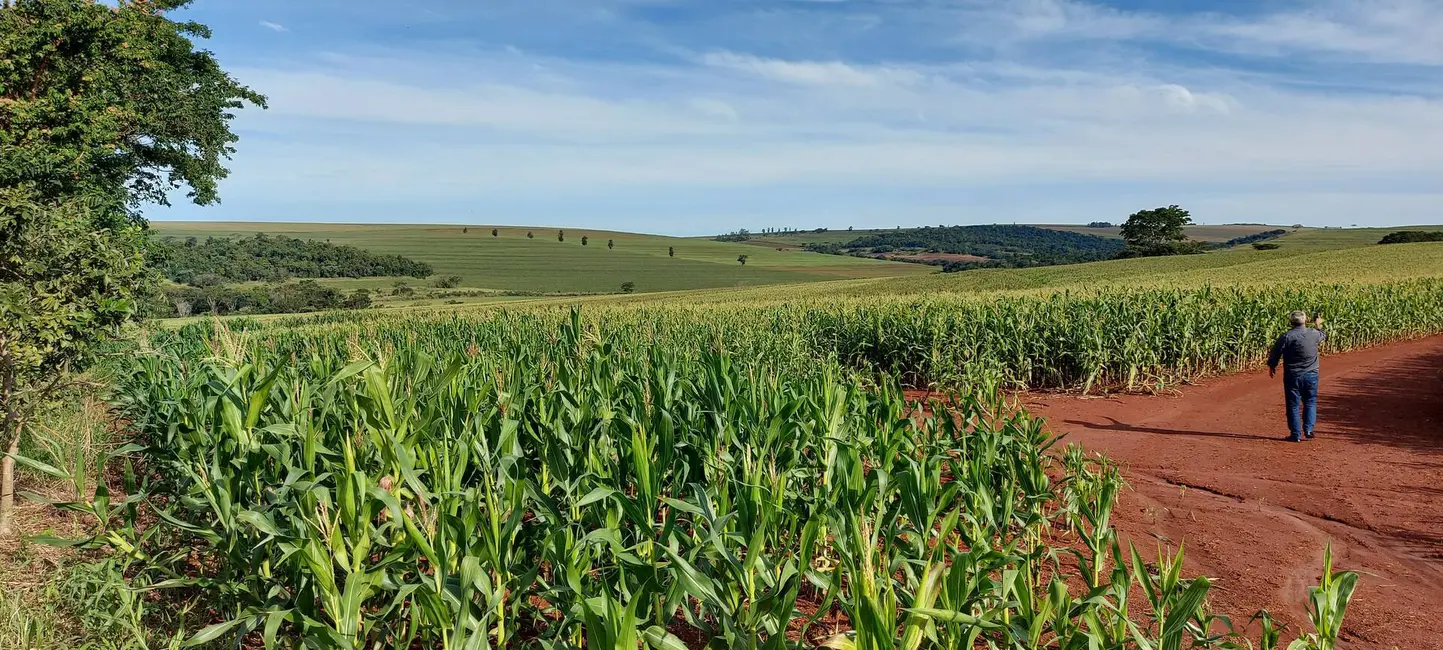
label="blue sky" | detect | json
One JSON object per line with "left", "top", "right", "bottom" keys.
{"left": 153, "top": 0, "right": 1443, "bottom": 235}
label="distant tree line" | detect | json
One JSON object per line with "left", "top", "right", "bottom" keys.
{"left": 807, "top": 225, "right": 1126, "bottom": 270}
{"left": 1209, "top": 229, "right": 1288, "bottom": 249}
{"left": 150, "top": 233, "right": 433, "bottom": 284}
{"left": 714, "top": 229, "right": 753, "bottom": 242}
{"left": 1379, "top": 231, "right": 1443, "bottom": 245}
{"left": 152, "top": 280, "right": 373, "bottom": 318}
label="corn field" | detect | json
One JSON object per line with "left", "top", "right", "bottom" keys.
{"left": 154, "top": 279, "right": 1443, "bottom": 394}
{"left": 47, "top": 280, "right": 1427, "bottom": 648}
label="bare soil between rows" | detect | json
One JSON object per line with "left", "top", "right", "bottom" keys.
{"left": 1024, "top": 335, "right": 1443, "bottom": 650}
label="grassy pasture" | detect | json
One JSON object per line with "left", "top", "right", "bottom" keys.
{"left": 149, "top": 222, "right": 931, "bottom": 294}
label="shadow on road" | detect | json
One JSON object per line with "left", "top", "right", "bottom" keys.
{"left": 1063, "top": 417, "right": 1277, "bottom": 441}
{"left": 1316, "top": 346, "right": 1443, "bottom": 456}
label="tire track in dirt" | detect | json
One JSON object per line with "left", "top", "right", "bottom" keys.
{"left": 1025, "top": 335, "right": 1443, "bottom": 650}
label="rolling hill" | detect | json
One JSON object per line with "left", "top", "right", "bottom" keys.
{"left": 149, "top": 222, "right": 932, "bottom": 295}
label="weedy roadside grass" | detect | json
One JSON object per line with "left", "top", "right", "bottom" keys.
{"left": 1, "top": 397, "right": 117, "bottom": 650}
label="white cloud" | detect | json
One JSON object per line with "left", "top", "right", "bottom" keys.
{"left": 232, "top": 68, "right": 736, "bottom": 139}
{"left": 259, "top": 20, "right": 287, "bottom": 33}
{"left": 957, "top": 0, "right": 1443, "bottom": 65}
{"left": 1193, "top": 0, "right": 1443, "bottom": 65}
{"left": 701, "top": 51, "right": 924, "bottom": 88}
{"left": 223, "top": 50, "right": 1443, "bottom": 194}
{"left": 964, "top": 0, "right": 1162, "bottom": 42}
{"left": 179, "top": 1, "right": 1443, "bottom": 230}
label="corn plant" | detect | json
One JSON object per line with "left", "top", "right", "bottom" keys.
{"left": 27, "top": 293, "right": 1393, "bottom": 649}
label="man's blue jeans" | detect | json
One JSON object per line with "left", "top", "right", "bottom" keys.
{"left": 1284, "top": 371, "right": 1319, "bottom": 438}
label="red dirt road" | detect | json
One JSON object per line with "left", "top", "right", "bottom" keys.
{"left": 1025, "top": 335, "right": 1443, "bottom": 650}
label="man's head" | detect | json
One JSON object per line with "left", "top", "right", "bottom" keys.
{"left": 1289, "top": 310, "right": 1308, "bottom": 327}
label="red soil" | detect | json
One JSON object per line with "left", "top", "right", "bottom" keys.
{"left": 1024, "top": 335, "right": 1443, "bottom": 650}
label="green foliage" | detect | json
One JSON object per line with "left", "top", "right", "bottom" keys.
{"left": 815, "top": 225, "right": 1126, "bottom": 269}
{"left": 98, "top": 316, "right": 1204, "bottom": 649}
{"left": 1378, "top": 230, "right": 1443, "bottom": 244}
{"left": 1288, "top": 544, "right": 1359, "bottom": 650}
{"left": 68, "top": 304, "right": 1379, "bottom": 648}
{"left": 581, "top": 235, "right": 589, "bottom": 246}
{"left": 342, "top": 289, "right": 372, "bottom": 310}
{"left": 0, "top": 0, "right": 264, "bottom": 215}
{"left": 1213, "top": 229, "right": 1287, "bottom": 249}
{"left": 0, "top": 191, "right": 149, "bottom": 434}
{"left": 1253, "top": 242, "right": 1281, "bottom": 251}
{"left": 150, "top": 233, "right": 433, "bottom": 284}
{"left": 714, "top": 229, "right": 752, "bottom": 242}
{"left": 737, "top": 254, "right": 748, "bottom": 265}
{"left": 1121, "top": 206, "right": 1199, "bottom": 256}
{"left": 433, "top": 275, "right": 463, "bottom": 289}
{"left": 157, "top": 279, "right": 350, "bottom": 317}
{"left": 620, "top": 281, "right": 636, "bottom": 293}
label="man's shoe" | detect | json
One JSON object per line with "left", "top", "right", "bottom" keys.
{"left": 1284, "top": 435, "right": 1302, "bottom": 443}
{"left": 1304, "top": 431, "right": 1315, "bottom": 440}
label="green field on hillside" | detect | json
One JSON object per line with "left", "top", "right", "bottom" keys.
{"left": 150, "top": 222, "right": 931, "bottom": 294}
{"left": 583, "top": 225, "right": 1443, "bottom": 306}
{"left": 154, "top": 223, "right": 1443, "bottom": 320}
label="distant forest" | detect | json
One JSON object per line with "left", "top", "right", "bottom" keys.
{"left": 150, "top": 234, "right": 433, "bottom": 284}
{"left": 1379, "top": 231, "right": 1443, "bottom": 245}
{"left": 1211, "top": 229, "right": 1287, "bottom": 249}
{"left": 805, "top": 225, "right": 1126, "bottom": 270}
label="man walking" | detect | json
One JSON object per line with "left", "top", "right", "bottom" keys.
{"left": 1267, "top": 311, "right": 1326, "bottom": 442}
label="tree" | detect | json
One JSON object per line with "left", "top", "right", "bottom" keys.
{"left": 1120, "top": 205, "right": 1196, "bottom": 256}
{"left": 737, "top": 254, "right": 748, "bottom": 266}
{"left": 343, "top": 289, "right": 372, "bottom": 309}
{"left": 558, "top": 230, "right": 565, "bottom": 243}
{"left": 463, "top": 227, "right": 468, "bottom": 234}
{"left": 668, "top": 247, "right": 675, "bottom": 257}
{"left": 581, "top": 236, "right": 588, "bottom": 246}
{"left": 620, "top": 282, "right": 636, "bottom": 294}
{"left": 1379, "top": 231, "right": 1443, "bottom": 245}
{"left": 0, "top": 1, "right": 260, "bottom": 537}
{"left": 607, "top": 239, "right": 614, "bottom": 250}
{"left": 492, "top": 228, "right": 499, "bottom": 237}
{"left": 433, "top": 275, "right": 463, "bottom": 289}
{"left": 0, "top": 192, "right": 150, "bottom": 536}
{"left": 1, "top": 0, "right": 265, "bottom": 218}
